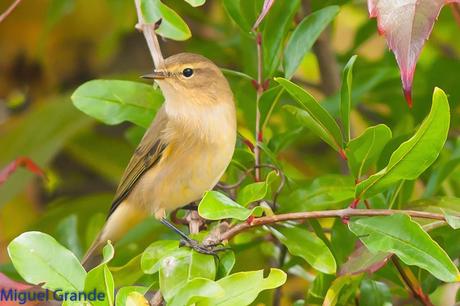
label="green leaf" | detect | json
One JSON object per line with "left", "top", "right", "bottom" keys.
{"left": 263, "top": 0, "right": 300, "bottom": 76}
{"left": 183, "top": 0, "right": 205, "bottom": 7}
{"left": 198, "top": 191, "right": 263, "bottom": 221}
{"left": 71, "top": 80, "right": 163, "bottom": 128}
{"left": 46, "top": 0, "right": 75, "bottom": 30}
{"left": 115, "top": 286, "right": 149, "bottom": 306}
{"left": 347, "top": 124, "right": 392, "bottom": 179}
{"left": 169, "top": 278, "right": 224, "bottom": 306}
{"left": 280, "top": 175, "right": 354, "bottom": 212}
{"left": 236, "top": 171, "right": 277, "bottom": 206}
{"left": 216, "top": 251, "right": 235, "bottom": 279}
{"left": 7, "top": 231, "right": 86, "bottom": 291}
{"left": 284, "top": 6, "right": 340, "bottom": 78}
{"left": 222, "top": 0, "right": 252, "bottom": 34}
{"left": 323, "top": 275, "right": 354, "bottom": 306}
{"left": 338, "top": 245, "right": 391, "bottom": 276}
{"left": 141, "top": 240, "right": 179, "bottom": 274}
{"left": 271, "top": 225, "right": 336, "bottom": 274}
{"left": 140, "top": 0, "right": 191, "bottom": 41}
{"left": 200, "top": 269, "right": 287, "bottom": 306}
{"left": 55, "top": 215, "right": 83, "bottom": 259}
{"left": 360, "top": 279, "right": 392, "bottom": 306}
{"left": 84, "top": 242, "right": 115, "bottom": 306}
{"left": 276, "top": 77, "right": 343, "bottom": 153}
{"left": 349, "top": 214, "right": 460, "bottom": 282}
{"left": 159, "top": 248, "right": 216, "bottom": 302}
{"left": 356, "top": 88, "right": 450, "bottom": 199}
{"left": 443, "top": 210, "right": 460, "bottom": 229}
{"left": 111, "top": 255, "right": 144, "bottom": 287}
{"left": 340, "top": 55, "right": 357, "bottom": 142}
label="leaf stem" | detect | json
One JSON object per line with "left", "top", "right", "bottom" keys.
{"left": 0, "top": 0, "right": 22, "bottom": 23}
{"left": 134, "top": 0, "right": 164, "bottom": 68}
{"left": 391, "top": 257, "right": 434, "bottom": 306}
{"left": 218, "top": 208, "right": 446, "bottom": 242}
{"left": 254, "top": 31, "right": 264, "bottom": 181}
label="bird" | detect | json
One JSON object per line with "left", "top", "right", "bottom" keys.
{"left": 81, "top": 53, "right": 237, "bottom": 270}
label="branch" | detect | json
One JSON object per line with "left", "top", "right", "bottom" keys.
{"left": 217, "top": 208, "right": 445, "bottom": 242}
{"left": 134, "top": 0, "right": 164, "bottom": 68}
{"left": 0, "top": 0, "right": 22, "bottom": 23}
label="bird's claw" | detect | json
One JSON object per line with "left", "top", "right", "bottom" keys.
{"left": 179, "top": 239, "right": 228, "bottom": 255}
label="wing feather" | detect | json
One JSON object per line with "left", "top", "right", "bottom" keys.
{"left": 107, "top": 106, "right": 169, "bottom": 217}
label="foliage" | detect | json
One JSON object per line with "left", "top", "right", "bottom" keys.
{"left": 1, "top": 0, "right": 460, "bottom": 305}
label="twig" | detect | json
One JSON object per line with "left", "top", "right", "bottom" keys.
{"left": 0, "top": 0, "right": 22, "bottom": 23}
{"left": 392, "top": 257, "right": 434, "bottom": 306}
{"left": 218, "top": 208, "right": 446, "bottom": 242}
{"left": 254, "top": 32, "right": 264, "bottom": 181}
{"left": 272, "top": 245, "right": 287, "bottom": 306}
{"left": 134, "top": 0, "right": 164, "bottom": 68}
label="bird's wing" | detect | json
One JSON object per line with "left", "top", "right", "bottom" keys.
{"left": 107, "top": 106, "right": 169, "bottom": 217}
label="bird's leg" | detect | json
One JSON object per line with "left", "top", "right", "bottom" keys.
{"left": 160, "top": 218, "right": 227, "bottom": 255}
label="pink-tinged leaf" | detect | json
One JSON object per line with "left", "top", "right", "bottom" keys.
{"left": 253, "top": 0, "right": 275, "bottom": 30}
{"left": 0, "top": 273, "right": 41, "bottom": 305}
{"left": 368, "top": 0, "right": 460, "bottom": 107}
{"left": 339, "top": 244, "right": 392, "bottom": 276}
{"left": 0, "top": 157, "right": 46, "bottom": 186}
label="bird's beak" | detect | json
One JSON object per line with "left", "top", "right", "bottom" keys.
{"left": 141, "top": 70, "right": 168, "bottom": 80}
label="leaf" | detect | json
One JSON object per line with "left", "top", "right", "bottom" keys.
{"left": 236, "top": 171, "right": 277, "bottom": 207}
{"left": 216, "top": 251, "right": 235, "bottom": 279}
{"left": 349, "top": 214, "right": 460, "bottom": 282}
{"left": 46, "top": 0, "right": 75, "bottom": 30}
{"left": 116, "top": 286, "right": 149, "bottom": 306}
{"left": 200, "top": 269, "right": 287, "bottom": 306}
{"left": 443, "top": 210, "right": 460, "bottom": 229}
{"left": 55, "top": 215, "right": 83, "bottom": 259}
{"left": 126, "top": 292, "right": 149, "bottom": 306}
{"left": 346, "top": 124, "right": 392, "bottom": 179}
{"left": 280, "top": 175, "right": 354, "bottom": 212}
{"left": 0, "top": 157, "right": 46, "bottom": 186}
{"left": 7, "top": 231, "right": 86, "bottom": 292}
{"left": 183, "top": 0, "right": 206, "bottom": 7}
{"left": 222, "top": 0, "right": 252, "bottom": 33}
{"left": 169, "top": 278, "right": 224, "bottom": 306}
{"left": 84, "top": 242, "right": 115, "bottom": 306}
{"left": 140, "top": 0, "right": 191, "bottom": 41}
{"left": 276, "top": 78, "right": 343, "bottom": 154}
{"left": 284, "top": 6, "right": 340, "bottom": 78}
{"left": 141, "top": 240, "right": 179, "bottom": 274}
{"left": 356, "top": 88, "right": 450, "bottom": 199}
{"left": 323, "top": 275, "right": 358, "bottom": 306}
{"left": 71, "top": 80, "right": 163, "bottom": 128}
{"left": 159, "top": 248, "right": 216, "bottom": 302}
{"left": 360, "top": 279, "right": 392, "bottom": 306}
{"left": 339, "top": 245, "right": 392, "bottom": 276}
{"left": 252, "top": 0, "right": 275, "bottom": 29}
{"left": 271, "top": 225, "right": 336, "bottom": 274}
{"left": 263, "top": 0, "right": 301, "bottom": 76}
{"left": 367, "top": 0, "right": 460, "bottom": 106}
{"left": 340, "top": 55, "right": 357, "bottom": 142}
{"left": 198, "top": 191, "right": 263, "bottom": 221}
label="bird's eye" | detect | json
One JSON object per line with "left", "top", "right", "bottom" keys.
{"left": 182, "top": 68, "right": 194, "bottom": 78}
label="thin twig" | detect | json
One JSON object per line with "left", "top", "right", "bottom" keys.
{"left": 392, "top": 257, "right": 434, "bottom": 306}
{"left": 134, "top": 0, "right": 164, "bottom": 68}
{"left": 218, "top": 208, "right": 446, "bottom": 242}
{"left": 0, "top": 0, "right": 22, "bottom": 23}
{"left": 254, "top": 32, "right": 264, "bottom": 181}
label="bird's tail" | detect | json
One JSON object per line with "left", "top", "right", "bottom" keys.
{"left": 81, "top": 202, "right": 148, "bottom": 271}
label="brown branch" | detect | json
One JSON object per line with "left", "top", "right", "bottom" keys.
{"left": 392, "top": 257, "right": 434, "bottom": 306}
{"left": 134, "top": 0, "right": 164, "bottom": 68}
{"left": 0, "top": 0, "right": 22, "bottom": 23}
{"left": 218, "top": 208, "right": 445, "bottom": 242}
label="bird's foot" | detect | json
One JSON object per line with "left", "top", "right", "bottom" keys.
{"left": 179, "top": 238, "right": 228, "bottom": 256}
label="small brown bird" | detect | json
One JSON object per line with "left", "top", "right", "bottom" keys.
{"left": 82, "top": 53, "right": 236, "bottom": 269}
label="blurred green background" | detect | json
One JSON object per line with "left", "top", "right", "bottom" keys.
{"left": 1, "top": 0, "right": 460, "bottom": 304}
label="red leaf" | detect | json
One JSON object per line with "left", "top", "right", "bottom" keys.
{"left": 0, "top": 157, "right": 46, "bottom": 186}
{"left": 368, "top": 0, "right": 460, "bottom": 107}
{"left": 253, "top": 0, "right": 275, "bottom": 30}
{"left": 339, "top": 244, "right": 392, "bottom": 276}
